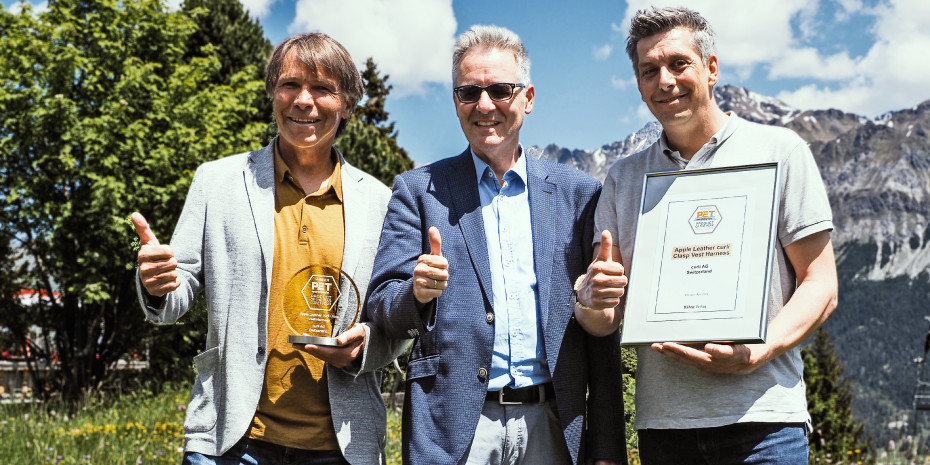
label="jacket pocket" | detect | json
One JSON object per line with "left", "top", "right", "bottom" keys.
{"left": 406, "top": 354, "right": 439, "bottom": 380}
{"left": 185, "top": 347, "right": 220, "bottom": 433}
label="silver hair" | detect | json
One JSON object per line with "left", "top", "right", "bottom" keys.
{"left": 625, "top": 6, "right": 717, "bottom": 77}
{"left": 452, "top": 25, "right": 531, "bottom": 85}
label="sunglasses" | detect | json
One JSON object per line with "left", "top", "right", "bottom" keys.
{"left": 453, "top": 82, "right": 525, "bottom": 103}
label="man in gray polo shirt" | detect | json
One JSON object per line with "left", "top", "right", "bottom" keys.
{"left": 573, "top": 6, "right": 838, "bottom": 464}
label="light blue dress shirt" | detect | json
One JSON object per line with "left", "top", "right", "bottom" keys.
{"left": 471, "top": 149, "right": 550, "bottom": 390}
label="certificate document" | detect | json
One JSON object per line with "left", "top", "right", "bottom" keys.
{"left": 620, "top": 163, "right": 780, "bottom": 346}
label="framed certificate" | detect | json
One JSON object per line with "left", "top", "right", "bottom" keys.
{"left": 620, "top": 163, "right": 781, "bottom": 346}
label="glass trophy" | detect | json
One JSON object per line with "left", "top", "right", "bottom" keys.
{"left": 284, "top": 264, "right": 360, "bottom": 346}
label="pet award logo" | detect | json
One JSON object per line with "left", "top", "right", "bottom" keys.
{"left": 689, "top": 205, "right": 721, "bottom": 234}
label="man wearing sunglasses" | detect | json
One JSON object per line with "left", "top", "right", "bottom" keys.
{"left": 367, "top": 25, "right": 626, "bottom": 465}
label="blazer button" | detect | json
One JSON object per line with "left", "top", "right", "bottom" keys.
{"left": 477, "top": 367, "right": 488, "bottom": 379}
{"left": 486, "top": 312, "right": 494, "bottom": 323}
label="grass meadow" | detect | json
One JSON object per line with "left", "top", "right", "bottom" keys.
{"left": 0, "top": 383, "right": 403, "bottom": 465}
{"left": 5, "top": 382, "right": 921, "bottom": 464}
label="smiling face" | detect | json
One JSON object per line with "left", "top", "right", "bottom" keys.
{"left": 636, "top": 26, "right": 718, "bottom": 133}
{"left": 453, "top": 46, "right": 534, "bottom": 164}
{"left": 273, "top": 49, "right": 351, "bottom": 159}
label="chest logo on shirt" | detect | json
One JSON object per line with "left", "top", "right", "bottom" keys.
{"left": 689, "top": 205, "right": 721, "bottom": 234}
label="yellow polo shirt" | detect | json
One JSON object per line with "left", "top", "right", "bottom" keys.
{"left": 248, "top": 145, "right": 344, "bottom": 450}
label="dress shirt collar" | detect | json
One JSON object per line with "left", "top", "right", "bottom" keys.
{"left": 471, "top": 146, "right": 527, "bottom": 190}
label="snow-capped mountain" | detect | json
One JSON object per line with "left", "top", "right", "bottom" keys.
{"left": 536, "top": 84, "right": 930, "bottom": 282}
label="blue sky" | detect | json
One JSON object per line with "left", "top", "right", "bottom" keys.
{"left": 6, "top": 0, "right": 930, "bottom": 166}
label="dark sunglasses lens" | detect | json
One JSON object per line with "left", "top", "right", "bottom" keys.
{"left": 486, "top": 84, "right": 514, "bottom": 100}
{"left": 456, "top": 86, "right": 482, "bottom": 102}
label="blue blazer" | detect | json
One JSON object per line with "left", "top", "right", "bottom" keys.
{"left": 367, "top": 149, "right": 626, "bottom": 465}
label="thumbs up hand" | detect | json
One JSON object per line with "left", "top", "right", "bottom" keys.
{"left": 132, "top": 212, "right": 181, "bottom": 297}
{"left": 576, "top": 230, "right": 627, "bottom": 313}
{"left": 413, "top": 226, "right": 449, "bottom": 304}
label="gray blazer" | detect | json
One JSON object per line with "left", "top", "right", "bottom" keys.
{"left": 136, "top": 141, "right": 406, "bottom": 463}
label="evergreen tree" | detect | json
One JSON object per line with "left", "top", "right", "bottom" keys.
{"left": 804, "top": 329, "right": 873, "bottom": 463}
{"left": 337, "top": 58, "right": 415, "bottom": 186}
{"left": 182, "top": 0, "right": 274, "bottom": 141}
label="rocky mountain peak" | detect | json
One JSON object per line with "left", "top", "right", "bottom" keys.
{"left": 714, "top": 84, "right": 801, "bottom": 125}
{"left": 536, "top": 85, "right": 930, "bottom": 282}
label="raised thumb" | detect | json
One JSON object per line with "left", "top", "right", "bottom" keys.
{"left": 131, "top": 212, "right": 160, "bottom": 246}
{"left": 428, "top": 226, "right": 442, "bottom": 257}
{"left": 598, "top": 230, "right": 613, "bottom": 262}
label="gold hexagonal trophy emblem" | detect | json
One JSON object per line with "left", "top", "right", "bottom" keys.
{"left": 284, "top": 264, "right": 360, "bottom": 346}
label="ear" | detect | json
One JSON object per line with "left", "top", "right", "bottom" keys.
{"left": 524, "top": 84, "right": 535, "bottom": 114}
{"left": 340, "top": 101, "right": 352, "bottom": 121}
{"left": 707, "top": 55, "right": 719, "bottom": 87}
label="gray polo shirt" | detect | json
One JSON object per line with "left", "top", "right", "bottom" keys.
{"left": 595, "top": 113, "right": 833, "bottom": 430}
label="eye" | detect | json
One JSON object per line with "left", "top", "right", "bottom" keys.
{"left": 640, "top": 67, "right": 657, "bottom": 78}
{"left": 672, "top": 59, "right": 690, "bottom": 71}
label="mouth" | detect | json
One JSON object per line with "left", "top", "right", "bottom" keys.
{"left": 289, "top": 117, "right": 321, "bottom": 124}
{"left": 656, "top": 93, "right": 687, "bottom": 104}
{"left": 475, "top": 121, "right": 500, "bottom": 128}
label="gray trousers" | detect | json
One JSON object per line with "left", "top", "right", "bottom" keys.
{"left": 457, "top": 400, "right": 572, "bottom": 465}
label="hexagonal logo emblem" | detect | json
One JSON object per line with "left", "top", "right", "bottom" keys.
{"left": 689, "top": 205, "right": 721, "bottom": 234}
{"left": 301, "top": 274, "right": 340, "bottom": 314}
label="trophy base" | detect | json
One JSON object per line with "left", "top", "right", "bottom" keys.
{"left": 289, "top": 335, "right": 345, "bottom": 347}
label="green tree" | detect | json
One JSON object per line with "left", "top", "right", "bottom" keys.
{"left": 0, "top": 0, "right": 266, "bottom": 401}
{"left": 337, "top": 58, "right": 415, "bottom": 186}
{"left": 804, "top": 329, "right": 872, "bottom": 463}
{"left": 182, "top": 0, "right": 275, "bottom": 141}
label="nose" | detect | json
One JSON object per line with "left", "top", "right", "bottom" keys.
{"left": 295, "top": 87, "right": 314, "bottom": 108}
{"left": 475, "top": 89, "right": 497, "bottom": 112}
{"left": 658, "top": 67, "right": 675, "bottom": 89}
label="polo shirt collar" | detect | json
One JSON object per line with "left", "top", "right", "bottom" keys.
{"left": 272, "top": 137, "right": 343, "bottom": 202}
{"left": 660, "top": 112, "right": 739, "bottom": 167}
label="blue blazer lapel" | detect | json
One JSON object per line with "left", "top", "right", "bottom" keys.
{"left": 444, "top": 150, "right": 493, "bottom": 308}
{"left": 245, "top": 143, "right": 276, "bottom": 288}
{"left": 527, "top": 156, "right": 557, "bottom": 330}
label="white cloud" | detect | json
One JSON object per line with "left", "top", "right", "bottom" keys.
{"left": 610, "top": 75, "right": 635, "bottom": 90}
{"left": 617, "top": 0, "right": 930, "bottom": 118}
{"left": 8, "top": 0, "right": 47, "bottom": 15}
{"left": 834, "top": 0, "right": 864, "bottom": 19}
{"left": 239, "top": 0, "right": 276, "bottom": 18}
{"left": 776, "top": 83, "right": 873, "bottom": 115}
{"left": 288, "top": 0, "right": 456, "bottom": 97}
{"left": 620, "top": 0, "right": 807, "bottom": 72}
{"left": 778, "top": 0, "right": 930, "bottom": 116}
{"left": 768, "top": 47, "right": 858, "bottom": 80}
{"left": 593, "top": 43, "right": 612, "bottom": 61}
